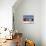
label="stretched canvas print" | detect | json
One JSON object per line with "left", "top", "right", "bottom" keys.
{"left": 23, "top": 15, "right": 34, "bottom": 24}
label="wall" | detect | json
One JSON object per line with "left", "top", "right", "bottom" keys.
{"left": 0, "top": 0, "right": 16, "bottom": 30}
{"left": 13, "top": 0, "right": 41, "bottom": 46}
{"left": 41, "top": 0, "right": 46, "bottom": 46}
